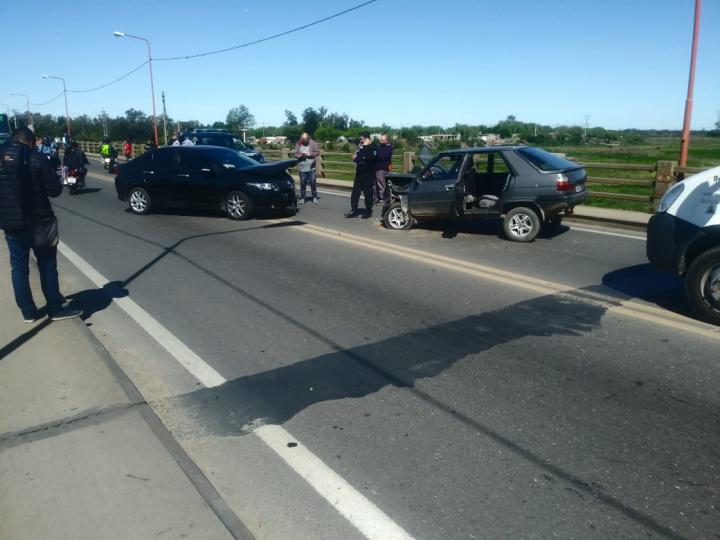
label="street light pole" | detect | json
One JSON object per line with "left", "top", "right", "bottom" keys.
{"left": 113, "top": 31, "right": 159, "bottom": 146}
{"left": 11, "top": 92, "right": 32, "bottom": 129}
{"left": 679, "top": 0, "right": 702, "bottom": 169}
{"left": 42, "top": 75, "right": 72, "bottom": 138}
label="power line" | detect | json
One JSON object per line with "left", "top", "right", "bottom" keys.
{"left": 31, "top": 91, "right": 64, "bottom": 107}
{"left": 67, "top": 61, "right": 149, "bottom": 93}
{"left": 154, "top": 0, "right": 378, "bottom": 61}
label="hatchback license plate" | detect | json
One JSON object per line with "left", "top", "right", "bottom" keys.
{"left": 575, "top": 184, "right": 585, "bottom": 192}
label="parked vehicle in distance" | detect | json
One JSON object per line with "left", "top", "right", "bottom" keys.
{"left": 115, "top": 146, "right": 297, "bottom": 220}
{"left": 383, "top": 146, "right": 588, "bottom": 242}
{"left": 647, "top": 165, "right": 720, "bottom": 325}
{"left": 182, "top": 128, "right": 266, "bottom": 163}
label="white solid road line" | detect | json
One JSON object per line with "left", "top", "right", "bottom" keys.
{"left": 56, "top": 240, "right": 415, "bottom": 540}
{"left": 256, "top": 425, "right": 414, "bottom": 540}
{"left": 58, "top": 241, "right": 226, "bottom": 388}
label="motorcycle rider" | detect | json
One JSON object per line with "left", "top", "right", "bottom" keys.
{"left": 63, "top": 141, "right": 89, "bottom": 187}
{"left": 99, "top": 136, "right": 118, "bottom": 168}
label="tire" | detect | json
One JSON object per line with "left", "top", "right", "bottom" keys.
{"left": 383, "top": 202, "right": 412, "bottom": 230}
{"left": 69, "top": 185, "right": 78, "bottom": 195}
{"left": 503, "top": 206, "right": 541, "bottom": 242}
{"left": 684, "top": 247, "right": 720, "bottom": 325}
{"left": 128, "top": 187, "right": 152, "bottom": 215}
{"left": 225, "top": 191, "right": 253, "bottom": 220}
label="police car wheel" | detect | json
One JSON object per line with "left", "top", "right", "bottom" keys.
{"left": 685, "top": 247, "right": 720, "bottom": 326}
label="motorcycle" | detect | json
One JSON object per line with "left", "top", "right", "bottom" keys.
{"left": 102, "top": 156, "right": 116, "bottom": 173}
{"left": 64, "top": 167, "right": 86, "bottom": 195}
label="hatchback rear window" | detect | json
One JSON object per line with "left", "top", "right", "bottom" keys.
{"left": 516, "top": 147, "right": 576, "bottom": 171}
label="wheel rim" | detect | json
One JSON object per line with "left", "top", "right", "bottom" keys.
{"left": 227, "top": 193, "right": 247, "bottom": 218}
{"left": 129, "top": 190, "right": 148, "bottom": 213}
{"left": 701, "top": 264, "right": 720, "bottom": 310}
{"left": 509, "top": 213, "right": 534, "bottom": 237}
{"left": 387, "top": 207, "right": 409, "bottom": 229}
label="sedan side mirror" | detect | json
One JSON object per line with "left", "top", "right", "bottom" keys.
{"left": 201, "top": 167, "right": 214, "bottom": 175}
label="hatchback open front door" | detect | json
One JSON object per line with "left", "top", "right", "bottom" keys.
{"left": 407, "top": 153, "right": 466, "bottom": 216}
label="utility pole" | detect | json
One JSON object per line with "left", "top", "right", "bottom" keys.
{"left": 584, "top": 114, "right": 590, "bottom": 139}
{"left": 161, "top": 91, "right": 168, "bottom": 146}
{"left": 679, "top": 0, "right": 702, "bottom": 168}
{"left": 101, "top": 110, "right": 108, "bottom": 137}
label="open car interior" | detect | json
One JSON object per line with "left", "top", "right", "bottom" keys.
{"left": 460, "top": 153, "right": 511, "bottom": 212}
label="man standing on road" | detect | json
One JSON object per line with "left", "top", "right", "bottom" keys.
{"left": 374, "top": 134, "right": 393, "bottom": 208}
{"left": 294, "top": 132, "right": 320, "bottom": 204}
{"left": 0, "top": 127, "right": 82, "bottom": 322}
{"left": 345, "top": 132, "right": 376, "bottom": 219}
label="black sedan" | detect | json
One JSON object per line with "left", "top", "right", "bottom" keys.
{"left": 115, "top": 146, "right": 297, "bottom": 220}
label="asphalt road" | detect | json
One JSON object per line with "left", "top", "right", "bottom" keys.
{"left": 50, "top": 159, "right": 720, "bottom": 539}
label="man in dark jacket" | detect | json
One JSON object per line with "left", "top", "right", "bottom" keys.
{"left": 345, "top": 132, "right": 376, "bottom": 218}
{"left": 63, "top": 141, "right": 89, "bottom": 187}
{"left": 0, "top": 127, "right": 81, "bottom": 322}
{"left": 374, "top": 133, "right": 393, "bottom": 207}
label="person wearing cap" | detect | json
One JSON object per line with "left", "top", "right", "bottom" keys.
{"left": 345, "top": 132, "right": 377, "bottom": 218}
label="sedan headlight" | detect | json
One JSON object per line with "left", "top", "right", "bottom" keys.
{"left": 657, "top": 182, "right": 685, "bottom": 213}
{"left": 247, "top": 182, "right": 278, "bottom": 190}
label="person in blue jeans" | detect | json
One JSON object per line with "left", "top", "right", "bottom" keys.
{"left": 0, "top": 127, "right": 81, "bottom": 322}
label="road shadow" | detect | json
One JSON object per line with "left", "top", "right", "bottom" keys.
{"left": 74, "top": 188, "right": 103, "bottom": 195}
{"left": 65, "top": 281, "right": 129, "bottom": 321}
{"left": 126, "top": 206, "right": 298, "bottom": 221}
{"left": 169, "top": 293, "right": 605, "bottom": 436}
{"left": 600, "top": 263, "right": 690, "bottom": 317}
{"left": 413, "top": 216, "right": 570, "bottom": 241}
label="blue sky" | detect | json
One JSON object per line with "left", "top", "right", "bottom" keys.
{"left": 2, "top": 0, "right": 718, "bottom": 130}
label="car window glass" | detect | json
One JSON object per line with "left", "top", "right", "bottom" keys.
{"left": 181, "top": 151, "right": 212, "bottom": 171}
{"left": 471, "top": 154, "right": 490, "bottom": 174}
{"left": 490, "top": 153, "right": 511, "bottom": 174}
{"left": 154, "top": 148, "right": 176, "bottom": 170}
{"left": 425, "top": 154, "right": 464, "bottom": 181}
{"left": 516, "top": 147, "right": 575, "bottom": 171}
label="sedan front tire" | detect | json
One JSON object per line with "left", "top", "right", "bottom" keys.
{"left": 128, "top": 187, "right": 152, "bottom": 215}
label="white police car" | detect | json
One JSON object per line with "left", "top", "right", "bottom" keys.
{"left": 647, "top": 165, "right": 720, "bottom": 324}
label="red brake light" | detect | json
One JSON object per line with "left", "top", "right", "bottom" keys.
{"left": 556, "top": 174, "right": 573, "bottom": 192}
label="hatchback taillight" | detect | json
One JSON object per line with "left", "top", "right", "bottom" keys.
{"left": 556, "top": 173, "right": 573, "bottom": 192}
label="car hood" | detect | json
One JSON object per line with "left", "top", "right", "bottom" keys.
{"left": 387, "top": 172, "right": 417, "bottom": 194}
{"left": 236, "top": 159, "right": 296, "bottom": 177}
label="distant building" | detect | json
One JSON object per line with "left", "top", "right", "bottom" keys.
{"left": 480, "top": 133, "right": 500, "bottom": 145}
{"left": 262, "top": 136, "right": 288, "bottom": 145}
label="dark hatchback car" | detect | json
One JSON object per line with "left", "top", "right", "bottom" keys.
{"left": 383, "top": 146, "right": 588, "bottom": 242}
{"left": 115, "top": 146, "right": 297, "bottom": 220}
{"left": 182, "top": 128, "right": 265, "bottom": 163}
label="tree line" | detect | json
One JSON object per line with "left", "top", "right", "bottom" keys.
{"left": 12, "top": 104, "right": 720, "bottom": 146}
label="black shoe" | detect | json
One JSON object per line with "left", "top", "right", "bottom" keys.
{"left": 344, "top": 210, "right": 360, "bottom": 218}
{"left": 361, "top": 211, "right": 373, "bottom": 219}
{"left": 23, "top": 311, "right": 39, "bottom": 324}
{"left": 50, "top": 307, "right": 83, "bottom": 321}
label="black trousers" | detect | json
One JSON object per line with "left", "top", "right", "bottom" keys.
{"left": 351, "top": 172, "right": 374, "bottom": 212}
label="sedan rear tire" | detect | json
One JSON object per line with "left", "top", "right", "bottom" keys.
{"left": 503, "top": 206, "right": 540, "bottom": 242}
{"left": 225, "top": 191, "right": 253, "bottom": 221}
{"left": 128, "top": 187, "right": 152, "bottom": 215}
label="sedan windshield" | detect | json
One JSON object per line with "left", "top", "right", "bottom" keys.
{"left": 205, "top": 148, "right": 258, "bottom": 169}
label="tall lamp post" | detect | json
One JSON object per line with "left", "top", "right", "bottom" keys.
{"left": 113, "top": 31, "right": 159, "bottom": 146}
{"left": 11, "top": 92, "right": 32, "bottom": 129}
{"left": 42, "top": 74, "right": 72, "bottom": 138}
{"left": 679, "top": 0, "right": 702, "bottom": 169}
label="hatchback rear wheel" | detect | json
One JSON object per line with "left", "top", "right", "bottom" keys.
{"left": 503, "top": 206, "right": 540, "bottom": 242}
{"left": 225, "top": 191, "right": 253, "bottom": 220}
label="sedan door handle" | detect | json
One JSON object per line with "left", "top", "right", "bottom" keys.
{"left": 445, "top": 184, "right": 456, "bottom": 191}
{"left": 142, "top": 170, "right": 154, "bottom": 175}
{"left": 177, "top": 173, "right": 190, "bottom": 178}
